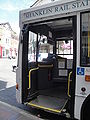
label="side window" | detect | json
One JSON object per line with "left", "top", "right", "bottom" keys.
{"left": 81, "top": 12, "right": 90, "bottom": 66}
{"left": 56, "top": 40, "right": 73, "bottom": 59}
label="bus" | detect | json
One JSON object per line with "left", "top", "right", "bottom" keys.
{"left": 16, "top": 0, "right": 90, "bottom": 119}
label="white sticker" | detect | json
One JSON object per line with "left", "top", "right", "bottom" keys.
{"left": 85, "top": 68, "right": 90, "bottom": 75}
{"left": 58, "top": 59, "right": 65, "bottom": 68}
{"left": 59, "top": 70, "right": 68, "bottom": 76}
{"left": 67, "top": 59, "right": 73, "bottom": 69}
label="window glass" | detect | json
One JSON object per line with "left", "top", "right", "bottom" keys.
{"left": 28, "top": 31, "right": 37, "bottom": 62}
{"left": 56, "top": 40, "right": 73, "bottom": 54}
{"left": 56, "top": 40, "right": 73, "bottom": 59}
{"left": 81, "top": 12, "right": 90, "bottom": 66}
{"left": 28, "top": 32, "right": 53, "bottom": 62}
{"left": 38, "top": 35, "right": 53, "bottom": 61}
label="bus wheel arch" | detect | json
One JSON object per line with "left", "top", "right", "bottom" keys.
{"left": 80, "top": 94, "right": 90, "bottom": 120}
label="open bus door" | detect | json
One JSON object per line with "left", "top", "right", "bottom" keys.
{"left": 27, "top": 26, "right": 54, "bottom": 101}
{"left": 20, "top": 16, "right": 76, "bottom": 118}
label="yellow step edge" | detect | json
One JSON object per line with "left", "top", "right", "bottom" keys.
{"left": 28, "top": 102, "right": 61, "bottom": 113}
{"left": 28, "top": 99, "right": 68, "bottom": 113}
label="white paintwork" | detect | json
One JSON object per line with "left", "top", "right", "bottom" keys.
{"left": 16, "top": 31, "right": 23, "bottom": 103}
{"left": 74, "top": 95, "right": 86, "bottom": 119}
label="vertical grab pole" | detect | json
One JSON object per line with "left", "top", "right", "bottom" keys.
{"left": 36, "top": 33, "right": 39, "bottom": 63}
{"left": 68, "top": 71, "right": 72, "bottom": 97}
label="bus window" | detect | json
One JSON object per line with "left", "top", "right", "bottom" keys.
{"left": 56, "top": 40, "right": 73, "bottom": 59}
{"left": 81, "top": 12, "right": 90, "bottom": 66}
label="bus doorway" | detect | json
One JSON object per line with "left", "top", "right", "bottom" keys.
{"left": 22, "top": 16, "right": 76, "bottom": 117}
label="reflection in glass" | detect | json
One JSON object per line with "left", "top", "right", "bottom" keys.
{"left": 81, "top": 12, "right": 90, "bottom": 65}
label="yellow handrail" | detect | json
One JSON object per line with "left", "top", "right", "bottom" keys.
{"left": 28, "top": 67, "right": 39, "bottom": 89}
{"left": 68, "top": 71, "right": 72, "bottom": 97}
{"left": 28, "top": 64, "right": 53, "bottom": 89}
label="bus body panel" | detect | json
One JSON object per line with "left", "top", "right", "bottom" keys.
{"left": 16, "top": 67, "right": 22, "bottom": 103}
{"left": 74, "top": 96, "right": 85, "bottom": 119}
{"left": 74, "top": 10, "right": 90, "bottom": 119}
{"left": 76, "top": 70, "right": 90, "bottom": 97}
{"left": 16, "top": 36, "right": 23, "bottom": 103}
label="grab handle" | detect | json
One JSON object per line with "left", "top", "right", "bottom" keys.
{"left": 68, "top": 71, "right": 72, "bottom": 97}
{"left": 28, "top": 67, "right": 39, "bottom": 89}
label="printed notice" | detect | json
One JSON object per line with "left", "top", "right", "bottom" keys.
{"left": 58, "top": 59, "right": 65, "bottom": 68}
{"left": 67, "top": 59, "right": 73, "bottom": 69}
{"left": 59, "top": 70, "right": 68, "bottom": 76}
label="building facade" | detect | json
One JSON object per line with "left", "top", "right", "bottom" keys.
{"left": 0, "top": 22, "right": 18, "bottom": 58}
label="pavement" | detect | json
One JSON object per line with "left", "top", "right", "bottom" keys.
{"left": 0, "top": 101, "right": 42, "bottom": 120}
{"left": 0, "top": 59, "right": 42, "bottom": 120}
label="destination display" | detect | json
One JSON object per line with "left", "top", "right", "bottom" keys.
{"left": 22, "top": 0, "right": 89, "bottom": 22}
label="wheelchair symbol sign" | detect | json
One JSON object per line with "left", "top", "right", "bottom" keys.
{"left": 77, "top": 67, "right": 85, "bottom": 75}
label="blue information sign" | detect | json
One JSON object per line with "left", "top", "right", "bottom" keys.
{"left": 77, "top": 67, "right": 85, "bottom": 75}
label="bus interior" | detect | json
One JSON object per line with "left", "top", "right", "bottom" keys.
{"left": 22, "top": 16, "right": 76, "bottom": 116}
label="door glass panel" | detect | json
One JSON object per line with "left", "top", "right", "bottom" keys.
{"left": 28, "top": 31, "right": 37, "bottom": 62}
{"left": 38, "top": 35, "right": 53, "bottom": 61}
{"left": 81, "top": 12, "right": 90, "bottom": 66}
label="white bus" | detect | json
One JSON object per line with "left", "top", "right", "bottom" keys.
{"left": 16, "top": 0, "right": 90, "bottom": 119}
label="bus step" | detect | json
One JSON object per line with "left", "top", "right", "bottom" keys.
{"left": 28, "top": 95, "right": 68, "bottom": 114}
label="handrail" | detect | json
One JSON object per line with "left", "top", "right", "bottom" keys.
{"left": 38, "top": 64, "right": 53, "bottom": 68}
{"left": 68, "top": 71, "right": 72, "bottom": 98}
{"left": 28, "top": 64, "right": 53, "bottom": 89}
{"left": 28, "top": 67, "right": 39, "bottom": 89}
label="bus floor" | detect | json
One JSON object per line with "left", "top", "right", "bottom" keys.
{"left": 28, "top": 86, "right": 68, "bottom": 114}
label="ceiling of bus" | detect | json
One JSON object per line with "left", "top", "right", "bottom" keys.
{"left": 46, "top": 18, "right": 72, "bottom": 30}
{"left": 29, "top": 18, "right": 73, "bottom": 38}
{"left": 32, "top": 18, "right": 72, "bottom": 31}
